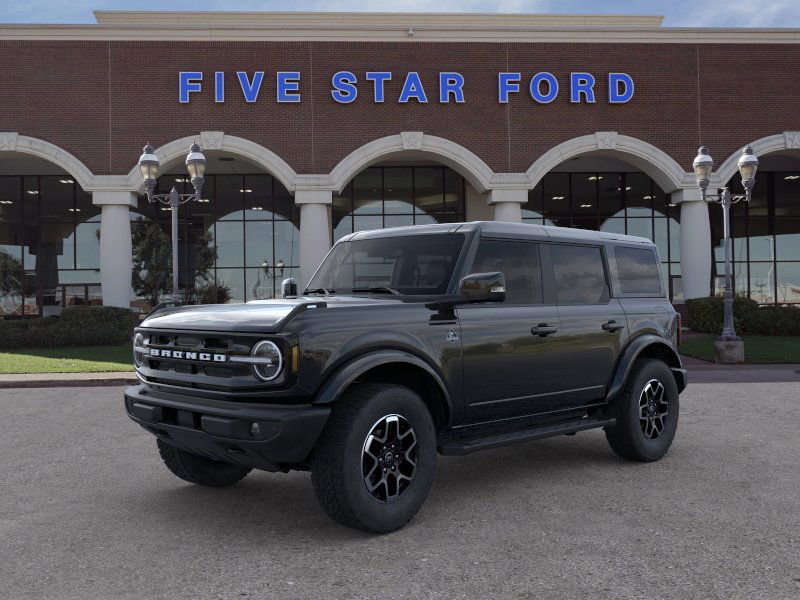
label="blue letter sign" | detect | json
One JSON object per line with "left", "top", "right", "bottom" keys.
{"left": 439, "top": 72, "right": 465, "bottom": 103}
{"left": 608, "top": 73, "right": 634, "bottom": 104}
{"left": 570, "top": 73, "right": 596, "bottom": 103}
{"left": 277, "top": 72, "right": 301, "bottom": 103}
{"left": 179, "top": 69, "right": 634, "bottom": 105}
{"left": 237, "top": 71, "right": 264, "bottom": 103}
{"left": 179, "top": 72, "right": 203, "bottom": 103}
{"left": 331, "top": 71, "right": 358, "bottom": 103}
{"left": 399, "top": 72, "right": 428, "bottom": 103}
{"left": 498, "top": 73, "right": 521, "bottom": 103}
{"left": 529, "top": 72, "right": 558, "bottom": 104}
{"left": 366, "top": 72, "right": 392, "bottom": 103}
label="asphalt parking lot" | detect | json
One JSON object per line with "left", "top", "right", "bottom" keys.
{"left": 1, "top": 383, "right": 798, "bottom": 600}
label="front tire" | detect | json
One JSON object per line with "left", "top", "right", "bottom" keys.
{"left": 605, "top": 359, "right": 679, "bottom": 462}
{"left": 157, "top": 439, "right": 252, "bottom": 487}
{"left": 310, "top": 383, "right": 437, "bottom": 534}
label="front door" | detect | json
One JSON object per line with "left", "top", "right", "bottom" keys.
{"left": 457, "top": 239, "right": 566, "bottom": 425}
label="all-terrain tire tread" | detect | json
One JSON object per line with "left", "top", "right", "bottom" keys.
{"left": 604, "top": 358, "right": 677, "bottom": 462}
{"left": 157, "top": 439, "right": 251, "bottom": 487}
{"left": 310, "top": 383, "right": 410, "bottom": 533}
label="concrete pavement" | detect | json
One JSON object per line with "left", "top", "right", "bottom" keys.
{"left": 0, "top": 383, "right": 798, "bottom": 599}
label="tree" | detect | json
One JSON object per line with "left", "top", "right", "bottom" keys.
{"left": 131, "top": 219, "right": 172, "bottom": 306}
{"left": 0, "top": 251, "right": 25, "bottom": 308}
{"left": 131, "top": 217, "right": 218, "bottom": 306}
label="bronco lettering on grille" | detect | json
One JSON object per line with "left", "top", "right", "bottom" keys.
{"left": 149, "top": 349, "right": 227, "bottom": 362}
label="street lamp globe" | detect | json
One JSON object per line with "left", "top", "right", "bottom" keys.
{"left": 138, "top": 144, "right": 160, "bottom": 195}
{"left": 185, "top": 142, "right": 207, "bottom": 194}
{"left": 737, "top": 145, "right": 759, "bottom": 192}
{"left": 692, "top": 146, "right": 714, "bottom": 196}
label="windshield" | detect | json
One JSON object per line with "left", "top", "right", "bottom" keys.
{"left": 306, "top": 233, "right": 465, "bottom": 296}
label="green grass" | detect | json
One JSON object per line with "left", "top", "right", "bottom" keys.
{"left": 0, "top": 344, "right": 134, "bottom": 374}
{"left": 680, "top": 335, "right": 800, "bottom": 364}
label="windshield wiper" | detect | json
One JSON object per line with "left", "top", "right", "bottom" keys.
{"left": 304, "top": 288, "right": 334, "bottom": 296}
{"left": 351, "top": 286, "right": 401, "bottom": 295}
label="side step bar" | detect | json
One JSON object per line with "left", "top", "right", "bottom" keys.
{"left": 438, "top": 417, "right": 616, "bottom": 456}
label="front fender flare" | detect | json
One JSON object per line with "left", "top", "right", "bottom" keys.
{"left": 313, "top": 349, "right": 453, "bottom": 417}
{"left": 606, "top": 335, "right": 686, "bottom": 401}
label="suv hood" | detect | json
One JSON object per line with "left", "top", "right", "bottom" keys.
{"left": 139, "top": 296, "right": 401, "bottom": 333}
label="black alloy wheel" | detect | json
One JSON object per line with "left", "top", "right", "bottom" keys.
{"left": 639, "top": 379, "right": 669, "bottom": 440}
{"left": 362, "top": 414, "right": 418, "bottom": 503}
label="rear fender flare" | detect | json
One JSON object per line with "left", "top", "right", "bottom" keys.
{"left": 606, "top": 334, "right": 685, "bottom": 401}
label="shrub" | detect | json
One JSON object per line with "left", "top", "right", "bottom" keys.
{"left": 196, "top": 282, "right": 232, "bottom": 305}
{"left": 0, "top": 306, "right": 137, "bottom": 349}
{"left": 685, "top": 296, "right": 758, "bottom": 334}
{"left": 685, "top": 296, "right": 800, "bottom": 336}
{"left": 748, "top": 306, "right": 800, "bottom": 336}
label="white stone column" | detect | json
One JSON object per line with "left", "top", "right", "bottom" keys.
{"left": 488, "top": 188, "right": 528, "bottom": 223}
{"left": 296, "top": 189, "right": 333, "bottom": 288}
{"left": 673, "top": 188, "right": 712, "bottom": 300}
{"left": 93, "top": 191, "right": 137, "bottom": 308}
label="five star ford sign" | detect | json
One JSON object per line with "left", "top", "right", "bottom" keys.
{"left": 178, "top": 71, "right": 635, "bottom": 104}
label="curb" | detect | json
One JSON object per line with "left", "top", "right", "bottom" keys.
{"left": 0, "top": 374, "right": 137, "bottom": 389}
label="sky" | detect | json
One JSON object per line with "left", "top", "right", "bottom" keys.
{"left": 1, "top": 0, "right": 799, "bottom": 27}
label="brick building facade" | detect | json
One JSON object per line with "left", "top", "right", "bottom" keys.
{"left": 1, "top": 12, "right": 799, "bottom": 313}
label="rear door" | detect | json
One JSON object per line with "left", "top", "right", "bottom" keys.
{"left": 545, "top": 243, "right": 628, "bottom": 406}
{"left": 457, "top": 238, "right": 564, "bottom": 424}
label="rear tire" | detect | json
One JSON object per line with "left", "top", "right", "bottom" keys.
{"left": 605, "top": 359, "right": 679, "bottom": 462}
{"left": 310, "top": 383, "right": 437, "bottom": 534}
{"left": 157, "top": 439, "right": 252, "bottom": 487}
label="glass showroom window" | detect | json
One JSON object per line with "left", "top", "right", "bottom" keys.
{"left": 130, "top": 173, "right": 298, "bottom": 311}
{"left": 333, "top": 166, "right": 466, "bottom": 242}
{"left": 713, "top": 171, "right": 800, "bottom": 305}
{"left": 523, "top": 172, "right": 681, "bottom": 301}
{"left": 0, "top": 175, "right": 100, "bottom": 317}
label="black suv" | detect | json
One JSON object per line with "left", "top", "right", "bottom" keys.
{"left": 125, "top": 221, "right": 686, "bottom": 533}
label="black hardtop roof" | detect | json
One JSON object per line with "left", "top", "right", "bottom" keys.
{"left": 342, "top": 221, "right": 653, "bottom": 246}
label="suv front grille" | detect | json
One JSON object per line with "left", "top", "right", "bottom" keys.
{"left": 137, "top": 330, "right": 271, "bottom": 390}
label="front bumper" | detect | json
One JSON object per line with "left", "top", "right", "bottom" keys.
{"left": 124, "top": 384, "right": 330, "bottom": 471}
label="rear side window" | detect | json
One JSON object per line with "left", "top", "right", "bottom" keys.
{"left": 550, "top": 245, "right": 609, "bottom": 304}
{"left": 470, "top": 240, "right": 543, "bottom": 304}
{"left": 615, "top": 247, "right": 662, "bottom": 294}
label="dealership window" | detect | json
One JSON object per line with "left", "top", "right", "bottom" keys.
{"left": 0, "top": 175, "right": 100, "bottom": 317}
{"left": 130, "top": 173, "right": 298, "bottom": 311}
{"left": 711, "top": 171, "right": 800, "bottom": 305}
{"left": 333, "top": 166, "right": 466, "bottom": 242}
{"left": 523, "top": 171, "right": 681, "bottom": 302}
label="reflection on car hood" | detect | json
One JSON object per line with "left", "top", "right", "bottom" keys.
{"left": 139, "top": 295, "right": 406, "bottom": 333}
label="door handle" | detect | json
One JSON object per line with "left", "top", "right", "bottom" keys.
{"left": 531, "top": 323, "right": 558, "bottom": 337}
{"left": 602, "top": 320, "right": 625, "bottom": 332}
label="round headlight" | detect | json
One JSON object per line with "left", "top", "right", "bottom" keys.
{"left": 133, "top": 333, "right": 145, "bottom": 368}
{"left": 251, "top": 340, "right": 283, "bottom": 381}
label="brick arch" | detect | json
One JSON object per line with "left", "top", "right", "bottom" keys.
{"left": 0, "top": 132, "right": 95, "bottom": 190}
{"left": 713, "top": 132, "right": 800, "bottom": 186}
{"left": 124, "top": 131, "right": 298, "bottom": 192}
{"left": 328, "top": 132, "right": 496, "bottom": 194}
{"left": 526, "top": 132, "right": 691, "bottom": 193}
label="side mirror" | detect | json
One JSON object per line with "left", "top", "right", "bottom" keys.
{"left": 280, "top": 277, "right": 298, "bottom": 298}
{"left": 459, "top": 272, "right": 506, "bottom": 303}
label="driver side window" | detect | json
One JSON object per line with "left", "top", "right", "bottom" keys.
{"left": 470, "top": 239, "right": 543, "bottom": 304}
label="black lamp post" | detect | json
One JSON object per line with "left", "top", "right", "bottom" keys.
{"left": 138, "top": 142, "right": 206, "bottom": 302}
{"left": 692, "top": 145, "right": 759, "bottom": 356}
